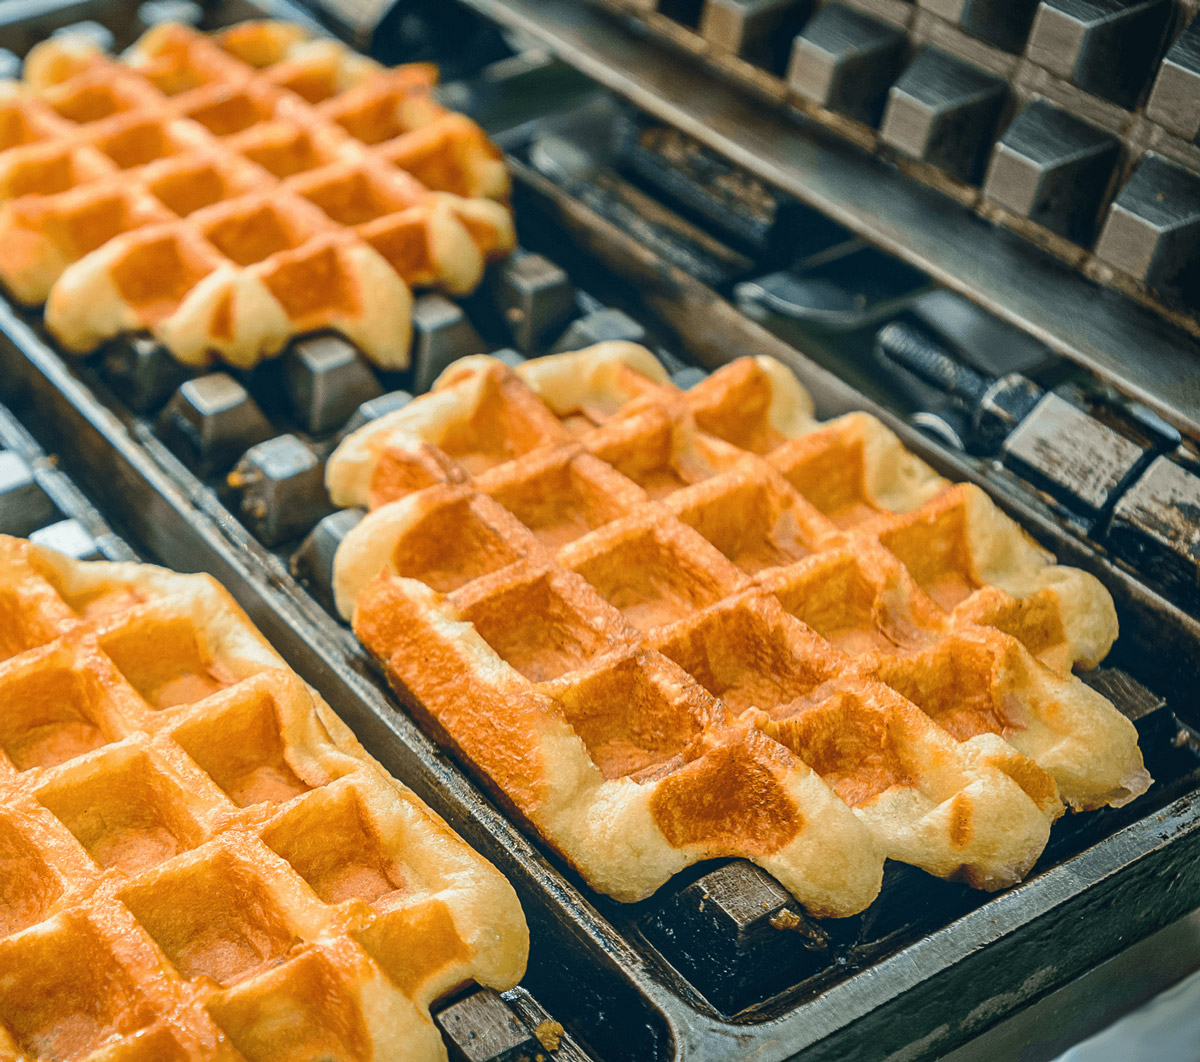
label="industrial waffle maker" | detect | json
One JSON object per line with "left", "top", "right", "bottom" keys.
{"left": 2, "top": 0, "right": 1200, "bottom": 1059}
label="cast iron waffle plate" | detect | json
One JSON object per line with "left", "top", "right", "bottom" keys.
{"left": 1, "top": 3, "right": 1200, "bottom": 1061}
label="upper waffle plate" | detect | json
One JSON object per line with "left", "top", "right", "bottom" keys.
{"left": 0, "top": 535, "right": 527, "bottom": 1062}
{"left": 328, "top": 343, "right": 1150, "bottom": 918}
{"left": 0, "top": 20, "right": 514, "bottom": 370}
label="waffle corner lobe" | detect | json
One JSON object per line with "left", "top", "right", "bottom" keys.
{"left": 0, "top": 532, "right": 528, "bottom": 1062}
{"left": 334, "top": 345, "right": 1147, "bottom": 916}
{"left": 0, "top": 19, "right": 513, "bottom": 371}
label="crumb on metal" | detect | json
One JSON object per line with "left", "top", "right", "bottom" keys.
{"left": 769, "top": 909, "right": 803, "bottom": 931}
{"left": 535, "top": 1019, "right": 565, "bottom": 1052}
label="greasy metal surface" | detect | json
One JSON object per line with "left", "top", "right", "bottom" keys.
{"left": 938, "top": 907, "right": 1200, "bottom": 1062}
{"left": 3, "top": 3, "right": 1200, "bottom": 1058}
{"left": 1109, "top": 456, "right": 1200, "bottom": 604}
{"left": 453, "top": 0, "right": 1200, "bottom": 439}
{"left": 1002, "top": 392, "right": 1151, "bottom": 518}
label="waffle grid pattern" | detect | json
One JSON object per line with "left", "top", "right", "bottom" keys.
{"left": 0, "top": 20, "right": 514, "bottom": 370}
{"left": 0, "top": 537, "right": 526, "bottom": 1062}
{"left": 330, "top": 345, "right": 1148, "bottom": 916}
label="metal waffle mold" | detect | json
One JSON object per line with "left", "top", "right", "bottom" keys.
{"left": 1, "top": 2, "right": 1200, "bottom": 1061}
{"left": 598, "top": 0, "right": 1200, "bottom": 273}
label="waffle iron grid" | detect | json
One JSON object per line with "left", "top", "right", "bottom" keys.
{"left": 0, "top": 2, "right": 1199, "bottom": 1060}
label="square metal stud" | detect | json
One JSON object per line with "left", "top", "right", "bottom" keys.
{"left": 549, "top": 308, "right": 646, "bottom": 353}
{"left": 917, "top": 0, "right": 1042, "bottom": 53}
{"left": 436, "top": 989, "right": 545, "bottom": 1062}
{"left": 501, "top": 990, "right": 587, "bottom": 1062}
{"left": 291, "top": 508, "right": 365, "bottom": 614}
{"left": 0, "top": 452, "right": 57, "bottom": 538}
{"left": 1024, "top": 0, "right": 1173, "bottom": 110}
{"left": 700, "top": 0, "right": 811, "bottom": 71}
{"left": 1107, "top": 457, "right": 1200, "bottom": 610}
{"left": 1002, "top": 392, "right": 1150, "bottom": 519}
{"left": 1146, "top": 15, "right": 1200, "bottom": 141}
{"left": 491, "top": 348, "right": 527, "bottom": 369}
{"left": 983, "top": 99, "right": 1121, "bottom": 246}
{"left": 786, "top": 3, "right": 906, "bottom": 126}
{"left": 284, "top": 334, "right": 384, "bottom": 436}
{"left": 340, "top": 390, "right": 414, "bottom": 438}
{"left": 1082, "top": 667, "right": 1167, "bottom": 726}
{"left": 29, "top": 519, "right": 101, "bottom": 561}
{"left": 671, "top": 366, "right": 709, "bottom": 389}
{"left": 879, "top": 48, "right": 1007, "bottom": 183}
{"left": 101, "top": 334, "right": 193, "bottom": 414}
{"left": 490, "top": 251, "right": 576, "bottom": 354}
{"left": 639, "top": 860, "right": 831, "bottom": 1014}
{"left": 230, "top": 435, "right": 331, "bottom": 548}
{"left": 1094, "top": 154, "right": 1200, "bottom": 305}
{"left": 412, "top": 295, "right": 487, "bottom": 395}
{"left": 137, "top": 0, "right": 203, "bottom": 28}
{"left": 50, "top": 20, "right": 115, "bottom": 52}
{"left": 156, "top": 374, "right": 274, "bottom": 479}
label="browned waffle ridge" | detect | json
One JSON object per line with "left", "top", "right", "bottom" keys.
{"left": 328, "top": 345, "right": 1149, "bottom": 916}
{"left": 0, "top": 20, "right": 514, "bottom": 369}
{"left": 0, "top": 535, "right": 527, "bottom": 1062}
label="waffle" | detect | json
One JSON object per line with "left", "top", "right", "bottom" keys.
{"left": 326, "top": 345, "right": 1150, "bottom": 916}
{"left": 0, "top": 535, "right": 527, "bottom": 1062}
{"left": 0, "top": 20, "right": 514, "bottom": 370}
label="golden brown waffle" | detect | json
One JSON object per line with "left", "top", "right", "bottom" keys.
{"left": 0, "top": 20, "right": 513, "bottom": 369}
{"left": 327, "top": 345, "right": 1149, "bottom": 916}
{"left": 0, "top": 535, "right": 527, "bottom": 1061}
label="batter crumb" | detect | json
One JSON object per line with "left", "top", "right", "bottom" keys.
{"left": 535, "top": 1019, "right": 565, "bottom": 1052}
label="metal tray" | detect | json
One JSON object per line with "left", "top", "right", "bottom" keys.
{"left": 2, "top": 2, "right": 1200, "bottom": 1060}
